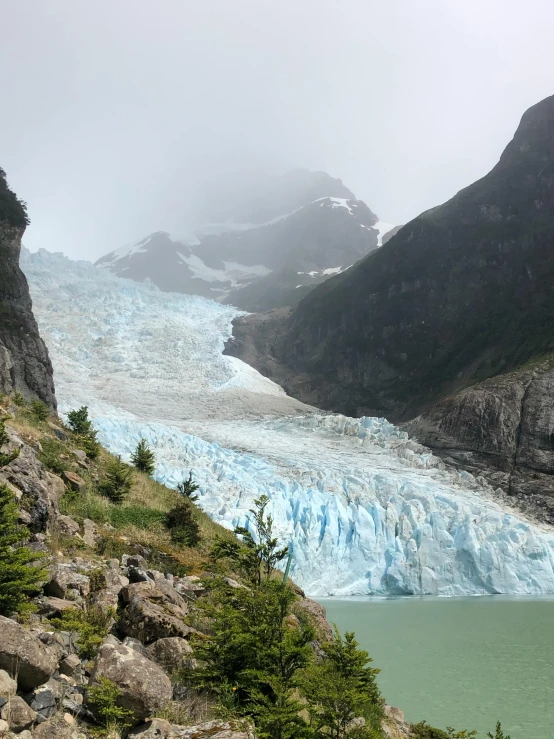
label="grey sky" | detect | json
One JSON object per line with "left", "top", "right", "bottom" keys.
{"left": 1, "top": 0, "right": 553, "bottom": 261}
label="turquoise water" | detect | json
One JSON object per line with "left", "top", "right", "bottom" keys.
{"left": 318, "top": 596, "right": 554, "bottom": 739}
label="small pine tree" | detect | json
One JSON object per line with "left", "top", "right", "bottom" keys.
{"left": 67, "top": 406, "right": 93, "bottom": 435}
{"left": 12, "top": 392, "right": 25, "bottom": 407}
{"left": 87, "top": 676, "right": 133, "bottom": 732}
{"left": 302, "top": 628, "right": 383, "bottom": 738}
{"left": 165, "top": 499, "right": 200, "bottom": 546}
{"left": 99, "top": 456, "right": 133, "bottom": 504}
{"left": 177, "top": 470, "right": 199, "bottom": 501}
{"left": 0, "top": 483, "right": 47, "bottom": 616}
{"left": 131, "top": 438, "right": 155, "bottom": 475}
{"left": 488, "top": 723, "right": 510, "bottom": 739}
{"left": 0, "top": 416, "right": 19, "bottom": 467}
{"left": 66, "top": 406, "right": 101, "bottom": 458}
{"left": 234, "top": 495, "right": 289, "bottom": 585}
{"left": 30, "top": 399, "right": 49, "bottom": 422}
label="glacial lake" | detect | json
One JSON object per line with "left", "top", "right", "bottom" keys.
{"left": 318, "top": 596, "right": 554, "bottom": 739}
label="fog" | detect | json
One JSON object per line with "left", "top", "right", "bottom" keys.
{"left": 1, "top": 0, "right": 553, "bottom": 260}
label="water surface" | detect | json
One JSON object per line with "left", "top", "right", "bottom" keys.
{"left": 318, "top": 596, "right": 554, "bottom": 739}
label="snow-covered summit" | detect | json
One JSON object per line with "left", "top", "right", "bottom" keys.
{"left": 22, "top": 248, "right": 554, "bottom": 597}
{"left": 95, "top": 171, "right": 397, "bottom": 312}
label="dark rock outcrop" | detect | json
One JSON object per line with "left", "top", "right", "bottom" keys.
{"left": 406, "top": 360, "right": 554, "bottom": 521}
{"left": 0, "top": 169, "right": 56, "bottom": 408}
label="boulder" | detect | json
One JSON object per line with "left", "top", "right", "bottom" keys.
{"left": 0, "top": 671, "right": 16, "bottom": 708}
{"left": 129, "top": 719, "right": 252, "bottom": 738}
{"left": 37, "top": 597, "right": 82, "bottom": 617}
{"left": 296, "top": 597, "right": 333, "bottom": 641}
{"left": 87, "top": 643, "right": 172, "bottom": 723}
{"left": 59, "top": 655, "right": 81, "bottom": 677}
{"left": 44, "top": 563, "right": 90, "bottom": 599}
{"left": 120, "top": 581, "right": 194, "bottom": 644}
{"left": 56, "top": 515, "right": 80, "bottom": 537}
{"left": 0, "top": 719, "right": 8, "bottom": 735}
{"left": 32, "top": 715, "right": 83, "bottom": 738}
{"left": 146, "top": 637, "right": 195, "bottom": 673}
{"left": 0, "top": 617, "right": 58, "bottom": 691}
{"left": 1, "top": 696, "right": 37, "bottom": 732}
{"left": 28, "top": 683, "right": 58, "bottom": 719}
{"left": 61, "top": 471, "right": 86, "bottom": 493}
{"left": 82, "top": 518, "right": 98, "bottom": 547}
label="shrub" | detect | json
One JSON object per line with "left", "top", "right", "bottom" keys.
{"left": 0, "top": 416, "right": 19, "bottom": 467}
{"left": 38, "top": 437, "right": 69, "bottom": 474}
{"left": 165, "top": 499, "right": 200, "bottom": 546}
{"left": 49, "top": 604, "right": 114, "bottom": 659}
{"left": 131, "top": 438, "right": 155, "bottom": 475}
{"left": 177, "top": 471, "right": 200, "bottom": 502}
{"left": 12, "top": 392, "right": 25, "bottom": 407}
{"left": 212, "top": 495, "right": 288, "bottom": 585}
{"left": 30, "top": 399, "right": 49, "bottom": 422}
{"left": 67, "top": 406, "right": 100, "bottom": 459}
{"left": 99, "top": 456, "right": 133, "bottom": 504}
{"left": 411, "top": 722, "right": 477, "bottom": 739}
{"left": 77, "top": 432, "right": 101, "bottom": 459}
{"left": 488, "top": 723, "right": 510, "bottom": 739}
{"left": 67, "top": 406, "right": 93, "bottom": 435}
{"left": 0, "top": 483, "right": 47, "bottom": 616}
{"left": 87, "top": 676, "right": 134, "bottom": 733}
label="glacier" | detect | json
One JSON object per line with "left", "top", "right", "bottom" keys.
{"left": 21, "top": 248, "right": 554, "bottom": 597}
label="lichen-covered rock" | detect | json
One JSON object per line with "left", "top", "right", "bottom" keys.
{"left": 31, "top": 714, "right": 83, "bottom": 738}
{"left": 128, "top": 718, "right": 253, "bottom": 738}
{"left": 0, "top": 617, "right": 58, "bottom": 691}
{"left": 0, "top": 430, "right": 62, "bottom": 532}
{"left": 61, "top": 471, "right": 86, "bottom": 493}
{"left": 44, "top": 563, "right": 90, "bottom": 600}
{"left": 296, "top": 597, "right": 333, "bottom": 641}
{"left": 119, "top": 581, "right": 195, "bottom": 644}
{"left": 87, "top": 643, "right": 172, "bottom": 723}
{"left": 1, "top": 695, "right": 37, "bottom": 731}
{"left": 146, "top": 637, "right": 195, "bottom": 673}
{"left": 0, "top": 671, "right": 16, "bottom": 710}
{"left": 56, "top": 515, "right": 80, "bottom": 537}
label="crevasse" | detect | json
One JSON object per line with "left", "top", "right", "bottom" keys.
{"left": 21, "top": 248, "right": 554, "bottom": 596}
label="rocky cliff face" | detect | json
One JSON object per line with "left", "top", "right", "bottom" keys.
{"left": 405, "top": 360, "right": 554, "bottom": 522}
{"left": 225, "top": 94, "right": 554, "bottom": 516}
{"left": 0, "top": 171, "right": 56, "bottom": 408}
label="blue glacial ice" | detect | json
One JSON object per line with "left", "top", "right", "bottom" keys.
{"left": 21, "top": 248, "right": 554, "bottom": 597}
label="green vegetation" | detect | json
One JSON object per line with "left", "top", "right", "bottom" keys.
{"left": 30, "top": 399, "right": 49, "bottom": 422}
{"left": 131, "top": 438, "right": 155, "bottom": 475}
{"left": 177, "top": 471, "right": 200, "bottom": 501}
{"left": 49, "top": 604, "right": 115, "bottom": 659}
{"left": 67, "top": 406, "right": 101, "bottom": 459}
{"left": 99, "top": 456, "right": 133, "bottom": 504}
{"left": 86, "top": 676, "right": 134, "bottom": 734}
{"left": 188, "top": 500, "right": 383, "bottom": 739}
{"left": 38, "top": 436, "right": 69, "bottom": 474}
{"left": 165, "top": 499, "right": 201, "bottom": 546}
{"left": 212, "top": 495, "right": 288, "bottom": 586}
{"left": 0, "top": 483, "right": 46, "bottom": 616}
{"left": 302, "top": 628, "right": 382, "bottom": 738}
{"left": 0, "top": 415, "right": 19, "bottom": 467}
{"left": 487, "top": 723, "right": 510, "bottom": 739}
{"left": 0, "top": 167, "right": 29, "bottom": 228}
{"left": 12, "top": 391, "right": 25, "bottom": 407}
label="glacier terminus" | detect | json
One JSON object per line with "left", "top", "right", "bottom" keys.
{"left": 21, "top": 248, "right": 554, "bottom": 597}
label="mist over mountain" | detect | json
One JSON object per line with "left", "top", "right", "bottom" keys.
{"left": 96, "top": 169, "right": 395, "bottom": 311}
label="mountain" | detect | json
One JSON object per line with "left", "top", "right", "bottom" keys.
{"left": 225, "top": 94, "right": 554, "bottom": 518}
{"left": 0, "top": 168, "right": 56, "bottom": 408}
{"left": 95, "top": 170, "right": 396, "bottom": 311}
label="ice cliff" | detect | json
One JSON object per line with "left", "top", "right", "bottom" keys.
{"left": 21, "top": 248, "right": 554, "bottom": 596}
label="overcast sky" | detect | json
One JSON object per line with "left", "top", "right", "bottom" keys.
{"left": 1, "top": 0, "right": 553, "bottom": 261}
